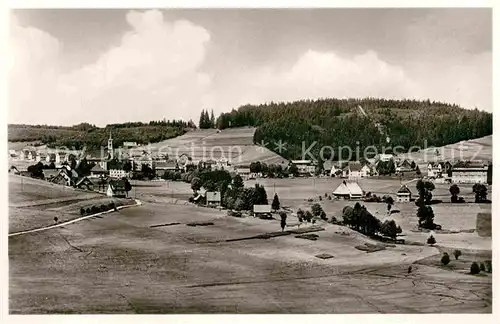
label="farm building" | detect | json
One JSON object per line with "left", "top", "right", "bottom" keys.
{"left": 21, "top": 149, "right": 37, "bottom": 161}
{"left": 427, "top": 162, "right": 443, "bottom": 178}
{"left": 122, "top": 141, "right": 138, "bottom": 148}
{"left": 396, "top": 159, "right": 413, "bottom": 173}
{"left": 451, "top": 161, "right": 488, "bottom": 184}
{"left": 76, "top": 177, "right": 94, "bottom": 191}
{"left": 109, "top": 169, "right": 128, "bottom": 179}
{"left": 36, "top": 152, "right": 47, "bottom": 163}
{"left": 396, "top": 185, "right": 413, "bottom": 202}
{"left": 375, "top": 154, "right": 394, "bottom": 163}
{"left": 290, "top": 160, "right": 316, "bottom": 176}
{"left": 107, "top": 179, "right": 127, "bottom": 198}
{"left": 333, "top": 181, "right": 364, "bottom": 200}
{"left": 343, "top": 162, "right": 367, "bottom": 179}
{"left": 90, "top": 164, "right": 109, "bottom": 177}
{"left": 51, "top": 171, "right": 72, "bottom": 186}
{"left": 236, "top": 167, "right": 251, "bottom": 180}
{"left": 42, "top": 169, "right": 60, "bottom": 181}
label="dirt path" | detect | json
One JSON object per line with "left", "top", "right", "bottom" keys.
{"left": 8, "top": 199, "right": 142, "bottom": 237}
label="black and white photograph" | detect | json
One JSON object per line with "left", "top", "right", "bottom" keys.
{"left": 4, "top": 1, "right": 495, "bottom": 317}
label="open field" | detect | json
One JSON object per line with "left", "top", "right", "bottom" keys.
{"left": 398, "top": 135, "right": 492, "bottom": 166}
{"left": 9, "top": 175, "right": 133, "bottom": 233}
{"left": 137, "top": 127, "right": 288, "bottom": 166}
{"left": 9, "top": 176, "right": 492, "bottom": 313}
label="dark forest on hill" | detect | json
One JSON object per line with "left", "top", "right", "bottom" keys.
{"left": 215, "top": 98, "right": 492, "bottom": 160}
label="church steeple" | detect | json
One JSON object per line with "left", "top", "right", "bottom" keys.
{"left": 108, "top": 130, "right": 114, "bottom": 159}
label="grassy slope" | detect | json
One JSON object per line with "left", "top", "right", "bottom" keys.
{"left": 146, "top": 127, "right": 288, "bottom": 166}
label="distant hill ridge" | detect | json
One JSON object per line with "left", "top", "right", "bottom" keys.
{"left": 215, "top": 98, "right": 492, "bottom": 160}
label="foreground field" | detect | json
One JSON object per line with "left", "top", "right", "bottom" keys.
{"left": 9, "top": 176, "right": 492, "bottom": 314}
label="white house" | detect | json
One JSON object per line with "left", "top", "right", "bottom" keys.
{"left": 396, "top": 185, "right": 413, "bottom": 203}
{"left": 360, "top": 165, "right": 371, "bottom": 177}
{"left": 109, "top": 169, "right": 128, "bottom": 179}
{"left": 236, "top": 167, "right": 251, "bottom": 180}
{"left": 375, "top": 154, "right": 394, "bottom": 163}
{"left": 290, "top": 160, "right": 316, "bottom": 176}
{"left": 343, "top": 162, "right": 364, "bottom": 179}
{"left": 451, "top": 161, "right": 488, "bottom": 184}
{"left": 427, "top": 162, "right": 443, "bottom": 178}
{"left": 107, "top": 179, "right": 127, "bottom": 198}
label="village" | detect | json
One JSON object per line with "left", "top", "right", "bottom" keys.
{"left": 8, "top": 130, "right": 492, "bottom": 203}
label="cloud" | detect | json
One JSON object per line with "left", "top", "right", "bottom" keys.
{"left": 10, "top": 10, "right": 212, "bottom": 126}
{"left": 9, "top": 10, "right": 492, "bottom": 127}
{"left": 207, "top": 49, "right": 418, "bottom": 112}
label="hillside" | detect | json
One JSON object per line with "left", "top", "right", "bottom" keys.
{"left": 398, "top": 135, "right": 493, "bottom": 165}
{"left": 142, "top": 127, "right": 288, "bottom": 166}
{"left": 8, "top": 121, "right": 192, "bottom": 150}
{"left": 216, "top": 98, "right": 493, "bottom": 161}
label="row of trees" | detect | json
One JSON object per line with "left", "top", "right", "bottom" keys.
{"left": 199, "top": 109, "right": 216, "bottom": 129}
{"left": 215, "top": 98, "right": 492, "bottom": 161}
{"left": 9, "top": 121, "right": 189, "bottom": 150}
{"left": 342, "top": 202, "right": 402, "bottom": 240}
{"left": 186, "top": 168, "right": 269, "bottom": 212}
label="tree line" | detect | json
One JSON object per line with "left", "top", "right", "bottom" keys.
{"left": 215, "top": 98, "right": 492, "bottom": 161}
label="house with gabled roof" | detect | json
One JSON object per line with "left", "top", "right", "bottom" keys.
{"left": 107, "top": 179, "right": 127, "bottom": 198}
{"left": 427, "top": 162, "right": 445, "bottom": 178}
{"left": 451, "top": 160, "right": 488, "bottom": 184}
{"left": 42, "top": 169, "right": 60, "bottom": 181}
{"left": 333, "top": 181, "right": 364, "bottom": 200}
{"left": 396, "top": 159, "right": 413, "bottom": 173}
{"left": 76, "top": 176, "right": 94, "bottom": 191}
{"left": 343, "top": 162, "right": 364, "bottom": 179}
{"left": 396, "top": 185, "right": 413, "bottom": 202}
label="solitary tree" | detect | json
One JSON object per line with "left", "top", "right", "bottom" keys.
{"left": 289, "top": 164, "right": 299, "bottom": 177}
{"left": 311, "top": 203, "right": 324, "bottom": 217}
{"left": 480, "top": 262, "right": 486, "bottom": 272}
{"left": 441, "top": 252, "right": 450, "bottom": 265}
{"left": 380, "top": 219, "right": 402, "bottom": 240}
{"left": 191, "top": 177, "right": 202, "bottom": 193}
{"left": 472, "top": 183, "right": 488, "bottom": 203}
{"left": 470, "top": 262, "right": 480, "bottom": 274}
{"left": 453, "top": 249, "right": 462, "bottom": 260}
{"left": 280, "top": 211, "right": 287, "bottom": 232}
{"left": 449, "top": 184, "right": 460, "bottom": 203}
{"left": 124, "top": 178, "right": 132, "bottom": 197}
{"left": 272, "top": 193, "right": 281, "bottom": 211}
{"left": 427, "top": 235, "right": 436, "bottom": 246}
{"left": 233, "top": 174, "right": 244, "bottom": 189}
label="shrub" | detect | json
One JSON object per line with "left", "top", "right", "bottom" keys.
{"left": 470, "top": 262, "right": 480, "bottom": 274}
{"left": 311, "top": 203, "right": 324, "bottom": 217}
{"left": 330, "top": 216, "right": 337, "bottom": 223}
{"left": 427, "top": 235, "right": 436, "bottom": 246}
{"left": 91, "top": 206, "right": 99, "bottom": 214}
{"left": 328, "top": 195, "right": 332, "bottom": 200}
{"left": 484, "top": 260, "right": 492, "bottom": 273}
{"left": 479, "top": 263, "right": 486, "bottom": 272}
{"left": 320, "top": 210, "right": 327, "bottom": 220}
{"left": 86, "top": 208, "right": 91, "bottom": 214}
{"left": 80, "top": 208, "right": 85, "bottom": 216}
{"left": 441, "top": 253, "right": 450, "bottom": 265}
{"left": 304, "top": 211, "right": 313, "bottom": 222}
{"left": 453, "top": 249, "right": 462, "bottom": 260}
{"left": 100, "top": 204, "right": 106, "bottom": 212}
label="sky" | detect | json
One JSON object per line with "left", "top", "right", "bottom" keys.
{"left": 8, "top": 8, "right": 492, "bottom": 126}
